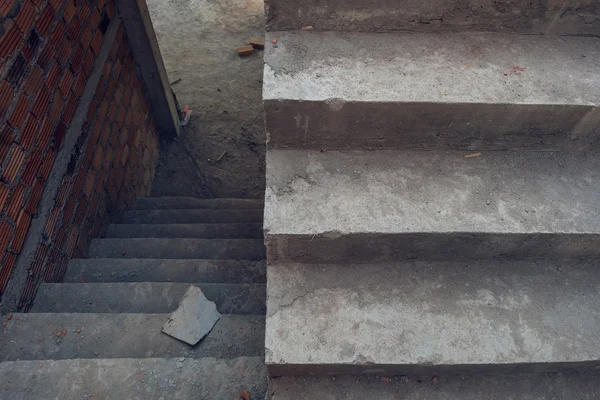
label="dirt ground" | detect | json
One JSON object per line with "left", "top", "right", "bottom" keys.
{"left": 146, "top": 0, "right": 266, "bottom": 199}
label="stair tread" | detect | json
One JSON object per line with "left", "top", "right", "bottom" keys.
{"left": 107, "top": 223, "right": 263, "bottom": 239}
{"left": 89, "top": 238, "right": 265, "bottom": 260}
{"left": 265, "top": 149, "right": 600, "bottom": 261}
{"left": 120, "top": 209, "right": 263, "bottom": 224}
{"left": 132, "top": 197, "right": 264, "bottom": 210}
{"left": 32, "top": 282, "right": 266, "bottom": 314}
{"left": 0, "top": 357, "right": 267, "bottom": 400}
{"left": 64, "top": 259, "right": 266, "bottom": 283}
{"left": 0, "top": 313, "right": 264, "bottom": 361}
{"left": 266, "top": 259, "right": 600, "bottom": 374}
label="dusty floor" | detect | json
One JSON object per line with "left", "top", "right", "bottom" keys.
{"left": 147, "top": 0, "right": 266, "bottom": 199}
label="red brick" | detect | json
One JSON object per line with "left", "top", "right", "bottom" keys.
{"left": 89, "top": 8, "right": 100, "bottom": 28}
{"left": 1, "top": 145, "right": 25, "bottom": 185}
{"left": 77, "top": 2, "right": 90, "bottom": 24}
{"left": 80, "top": 27, "right": 93, "bottom": 50}
{"left": 45, "top": 61, "right": 61, "bottom": 91}
{"left": 65, "top": 226, "right": 79, "bottom": 256}
{"left": 0, "top": 253, "right": 17, "bottom": 294}
{"left": 20, "top": 151, "right": 41, "bottom": 185}
{"left": 18, "top": 113, "right": 38, "bottom": 150}
{"left": 37, "top": 42, "right": 55, "bottom": 70}
{"left": 11, "top": 210, "right": 31, "bottom": 252}
{"left": 102, "top": 146, "right": 113, "bottom": 170}
{"left": 0, "top": 183, "right": 9, "bottom": 211}
{"left": 90, "top": 31, "right": 102, "bottom": 55}
{"left": 14, "top": 0, "right": 36, "bottom": 34}
{"left": 83, "top": 170, "right": 95, "bottom": 197}
{"left": 66, "top": 18, "right": 81, "bottom": 42}
{"left": 34, "top": 117, "right": 53, "bottom": 151}
{"left": 106, "top": 0, "right": 116, "bottom": 19}
{"left": 86, "top": 98, "right": 97, "bottom": 122}
{"left": 92, "top": 145, "right": 104, "bottom": 171}
{"left": 71, "top": 171, "right": 85, "bottom": 195}
{"left": 116, "top": 106, "right": 126, "bottom": 127}
{"left": 54, "top": 225, "right": 67, "bottom": 249}
{"left": 97, "top": 99, "right": 109, "bottom": 121}
{"left": 8, "top": 93, "right": 30, "bottom": 130}
{"left": 100, "top": 122, "right": 111, "bottom": 143}
{"left": 107, "top": 102, "right": 117, "bottom": 121}
{"left": 36, "top": 5, "right": 54, "bottom": 37}
{"left": 55, "top": 181, "right": 69, "bottom": 207}
{"left": 0, "top": 0, "right": 17, "bottom": 18}
{"left": 47, "top": 92, "right": 64, "bottom": 124}
{"left": 31, "top": 87, "right": 50, "bottom": 118}
{"left": 52, "top": 121, "right": 67, "bottom": 150}
{"left": 0, "top": 81, "right": 13, "bottom": 118}
{"left": 44, "top": 206, "right": 60, "bottom": 237}
{"left": 24, "top": 180, "right": 43, "bottom": 214}
{"left": 71, "top": 44, "right": 84, "bottom": 72}
{"left": 59, "top": 69, "right": 74, "bottom": 97}
{"left": 56, "top": 41, "right": 72, "bottom": 65}
{"left": 48, "top": 0, "right": 62, "bottom": 12}
{"left": 24, "top": 65, "right": 43, "bottom": 96}
{"left": 60, "top": 95, "right": 76, "bottom": 125}
{"left": 0, "top": 219, "right": 13, "bottom": 254}
{"left": 0, "top": 22, "right": 23, "bottom": 59}
{"left": 49, "top": 19, "right": 66, "bottom": 46}
{"left": 38, "top": 148, "right": 55, "bottom": 182}
{"left": 4, "top": 185, "right": 24, "bottom": 221}
{"left": 63, "top": 0, "right": 76, "bottom": 23}
{"left": 72, "top": 70, "right": 86, "bottom": 96}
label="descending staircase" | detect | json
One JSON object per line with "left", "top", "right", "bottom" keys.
{"left": 262, "top": 2, "right": 600, "bottom": 398}
{"left": 0, "top": 197, "right": 268, "bottom": 399}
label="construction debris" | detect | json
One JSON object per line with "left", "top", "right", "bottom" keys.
{"left": 249, "top": 38, "right": 265, "bottom": 50}
{"left": 239, "top": 389, "right": 251, "bottom": 400}
{"left": 162, "top": 286, "right": 221, "bottom": 345}
{"left": 464, "top": 152, "right": 481, "bottom": 158}
{"left": 236, "top": 45, "right": 254, "bottom": 57}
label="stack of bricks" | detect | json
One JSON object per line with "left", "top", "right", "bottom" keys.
{"left": 0, "top": 0, "right": 160, "bottom": 310}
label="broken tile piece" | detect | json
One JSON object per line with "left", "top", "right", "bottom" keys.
{"left": 162, "top": 286, "right": 221, "bottom": 345}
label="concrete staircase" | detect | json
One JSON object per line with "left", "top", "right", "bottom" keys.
{"left": 0, "top": 197, "right": 268, "bottom": 399}
{"left": 263, "top": 2, "right": 600, "bottom": 398}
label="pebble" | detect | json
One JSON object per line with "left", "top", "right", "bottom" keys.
{"left": 486, "top": 200, "right": 491, "bottom": 205}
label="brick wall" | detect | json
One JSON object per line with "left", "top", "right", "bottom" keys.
{"left": 0, "top": 0, "right": 160, "bottom": 310}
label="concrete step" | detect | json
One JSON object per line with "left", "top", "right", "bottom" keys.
{"left": 264, "top": 31, "right": 600, "bottom": 151}
{"left": 132, "top": 196, "right": 264, "bottom": 210}
{"left": 89, "top": 238, "right": 265, "bottom": 260}
{"left": 269, "top": 371, "right": 600, "bottom": 400}
{"left": 265, "top": 149, "right": 600, "bottom": 263}
{"left": 0, "top": 357, "right": 267, "bottom": 400}
{"left": 119, "top": 209, "right": 263, "bottom": 224}
{"left": 265, "top": 0, "right": 600, "bottom": 35}
{"left": 64, "top": 259, "right": 266, "bottom": 284}
{"left": 107, "top": 223, "right": 263, "bottom": 239}
{"left": 265, "top": 260, "right": 600, "bottom": 376}
{"left": 31, "top": 282, "right": 266, "bottom": 314}
{"left": 0, "top": 313, "right": 264, "bottom": 361}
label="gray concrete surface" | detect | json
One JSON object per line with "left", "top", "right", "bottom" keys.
{"left": 31, "top": 282, "right": 266, "bottom": 314}
{"left": 89, "top": 238, "right": 265, "bottom": 260}
{"left": 146, "top": 0, "right": 266, "bottom": 198}
{"left": 265, "top": 149, "right": 600, "bottom": 262}
{"left": 265, "top": 0, "right": 600, "bottom": 35}
{"left": 0, "top": 357, "right": 267, "bottom": 400}
{"left": 107, "top": 223, "right": 263, "bottom": 239}
{"left": 120, "top": 208, "right": 264, "bottom": 223}
{"left": 0, "top": 313, "right": 264, "bottom": 361}
{"left": 132, "top": 197, "right": 264, "bottom": 210}
{"left": 264, "top": 31, "right": 600, "bottom": 150}
{"left": 269, "top": 370, "right": 600, "bottom": 400}
{"left": 64, "top": 259, "right": 266, "bottom": 283}
{"left": 266, "top": 260, "right": 600, "bottom": 375}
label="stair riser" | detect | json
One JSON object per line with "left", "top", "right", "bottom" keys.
{"left": 107, "top": 223, "right": 264, "bottom": 239}
{"left": 266, "top": 101, "right": 600, "bottom": 151}
{"left": 266, "top": 233, "right": 600, "bottom": 263}
{"left": 119, "top": 209, "right": 264, "bottom": 224}
{"left": 132, "top": 197, "right": 264, "bottom": 210}
{"left": 265, "top": 0, "right": 600, "bottom": 35}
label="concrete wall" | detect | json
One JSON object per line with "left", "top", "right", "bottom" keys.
{"left": 0, "top": 0, "right": 161, "bottom": 312}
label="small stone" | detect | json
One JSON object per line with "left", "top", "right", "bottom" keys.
{"left": 400, "top": 376, "right": 409, "bottom": 383}
{"left": 236, "top": 45, "right": 254, "bottom": 57}
{"left": 239, "top": 389, "right": 251, "bottom": 400}
{"left": 381, "top": 377, "right": 391, "bottom": 383}
{"left": 271, "top": 39, "right": 277, "bottom": 45}
{"left": 7, "top": 314, "right": 12, "bottom": 320}
{"left": 432, "top": 376, "right": 439, "bottom": 384}
{"left": 486, "top": 200, "right": 491, "bottom": 205}
{"left": 94, "top": 352, "right": 99, "bottom": 356}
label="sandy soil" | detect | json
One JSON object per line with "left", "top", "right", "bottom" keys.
{"left": 147, "top": 0, "right": 266, "bottom": 199}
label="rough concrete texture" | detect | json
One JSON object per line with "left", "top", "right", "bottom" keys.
{"left": 89, "top": 238, "right": 265, "bottom": 260}
{"left": 269, "top": 370, "right": 600, "bottom": 400}
{"left": 31, "top": 282, "right": 266, "bottom": 315}
{"left": 132, "top": 197, "right": 264, "bottom": 210}
{"left": 64, "top": 259, "right": 266, "bottom": 284}
{"left": 265, "top": 0, "right": 600, "bottom": 35}
{"left": 120, "top": 209, "right": 264, "bottom": 223}
{"left": 266, "top": 260, "right": 600, "bottom": 375}
{"left": 146, "top": 0, "right": 266, "bottom": 198}
{"left": 264, "top": 31, "right": 600, "bottom": 150}
{"left": 0, "top": 313, "right": 264, "bottom": 361}
{"left": 265, "top": 149, "right": 600, "bottom": 262}
{"left": 0, "top": 357, "right": 267, "bottom": 400}
{"left": 107, "top": 223, "right": 264, "bottom": 239}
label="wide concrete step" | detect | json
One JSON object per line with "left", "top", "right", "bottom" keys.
{"left": 264, "top": 31, "right": 600, "bottom": 151}
{"left": 269, "top": 371, "right": 600, "bottom": 400}
{"left": 0, "top": 313, "right": 264, "bottom": 361}
{"left": 132, "top": 197, "right": 264, "bottom": 210}
{"left": 265, "top": 0, "right": 600, "bottom": 35}
{"left": 265, "top": 149, "right": 600, "bottom": 263}
{"left": 64, "top": 259, "right": 266, "bottom": 284}
{"left": 266, "top": 260, "right": 600, "bottom": 376}
{"left": 31, "top": 282, "right": 266, "bottom": 314}
{"left": 119, "top": 209, "right": 263, "bottom": 224}
{"left": 0, "top": 357, "right": 267, "bottom": 400}
{"left": 107, "top": 223, "right": 263, "bottom": 239}
{"left": 89, "top": 238, "right": 265, "bottom": 260}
